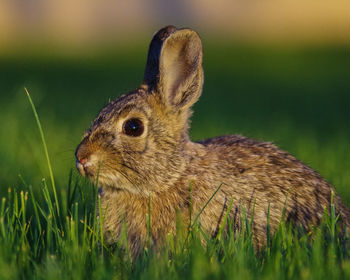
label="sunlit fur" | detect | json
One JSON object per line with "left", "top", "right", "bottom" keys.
{"left": 75, "top": 26, "right": 350, "bottom": 258}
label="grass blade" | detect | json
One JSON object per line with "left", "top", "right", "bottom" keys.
{"left": 24, "top": 87, "right": 60, "bottom": 217}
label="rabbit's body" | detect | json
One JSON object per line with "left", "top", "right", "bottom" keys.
{"left": 99, "top": 133, "right": 349, "bottom": 256}
{"left": 76, "top": 26, "right": 350, "bottom": 258}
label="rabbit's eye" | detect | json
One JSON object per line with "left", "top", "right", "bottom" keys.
{"left": 123, "top": 118, "right": 144, "bottom": 137}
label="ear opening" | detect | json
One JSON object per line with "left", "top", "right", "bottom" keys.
{"left": 143, "top": 26, "right": 204, "bottom": 110}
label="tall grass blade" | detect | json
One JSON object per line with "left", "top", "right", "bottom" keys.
{"left": 192, "top": 183, "right": 224, "bottom": 227}
{"left": 24, "top": 87, "right": 60, "bottom": 217}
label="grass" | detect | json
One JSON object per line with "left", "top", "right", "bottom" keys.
{"left": 0, "top": 159, "right": 349, "bottom": 279}
{"left": 0, "top": 42, "right": 349, "bottom": 279}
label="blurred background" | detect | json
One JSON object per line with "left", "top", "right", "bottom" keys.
{"left": 0, "top": 0, "right": 350, "bottom": 202}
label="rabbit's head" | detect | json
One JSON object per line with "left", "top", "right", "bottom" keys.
{"left": 75, "top": 26, "right": 203, "bottom": 195}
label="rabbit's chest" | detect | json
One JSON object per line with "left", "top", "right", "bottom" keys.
{"left": 100, "top": 189, "right": 190, "bottom": 248}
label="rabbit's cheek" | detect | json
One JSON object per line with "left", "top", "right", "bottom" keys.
{"left": 120, "top": 137, "right": 148, "bottom": 153}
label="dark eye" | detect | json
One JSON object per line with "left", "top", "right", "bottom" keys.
{"left": 123, "top": 118, "right": 144, "bottom": 137}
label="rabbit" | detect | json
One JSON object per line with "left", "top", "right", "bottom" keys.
{"left": 75, "top": 25, "right": 350, "bottom": 258}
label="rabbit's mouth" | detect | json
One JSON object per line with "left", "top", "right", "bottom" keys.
{"left": 75, "top": 153, "right": 99, "bottom": 179}
{"left": 75, "top": 156, "right": 130, "bottom": 190}
{"left": 76, "top": 158, "right": 90, "bottom": 177}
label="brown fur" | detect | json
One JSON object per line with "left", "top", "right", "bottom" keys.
{"left": 75, "top": 26, "right": 350, "bottom": 258}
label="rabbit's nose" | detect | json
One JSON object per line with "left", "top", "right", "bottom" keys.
{"left": 78, "top": 157, "right": 88, "bottom": 165}
{"left": 75, "top": 155, "right": 89, "bottom": 176}
{"left": 76, "top": 155, "right": 89, "bottom": 167}
{"left": 75, "top": 146, "right": 89, "bottom": 164}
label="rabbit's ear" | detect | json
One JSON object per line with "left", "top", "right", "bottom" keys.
{"left": 144, "top": 26, "right": 203, "bottom": 109}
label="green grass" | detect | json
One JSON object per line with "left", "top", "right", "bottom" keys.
{"left": 0, "top": 43, "right": 350, "bottom": 279}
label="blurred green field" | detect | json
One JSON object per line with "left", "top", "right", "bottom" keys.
{"left": 0, "top": 43, "right": 350, "bottom": 279}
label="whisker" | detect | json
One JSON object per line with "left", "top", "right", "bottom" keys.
{"left": 93, "top": 158, "right": 146, "bottom": 195}
{"left": 100, "top": 163, "right": 135, "bottom": 187}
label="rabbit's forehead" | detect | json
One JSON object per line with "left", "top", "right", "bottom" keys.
{"left": 90, "top": 89, "right": 151, "bottom": 130}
